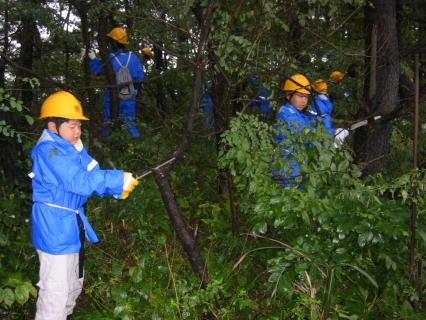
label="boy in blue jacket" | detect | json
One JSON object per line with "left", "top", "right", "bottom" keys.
{"left": 274, "top": 74, "right": 347, "bottom": 187}
{"left": 30, "top": 91, "right": 139, "bottom": 320}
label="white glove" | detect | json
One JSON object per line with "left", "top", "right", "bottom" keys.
{"left": 73, "top": 139, "right": 84, "bottom": 152}
{"left": 334, "top": 128, "right": 349, "bottom": 148}
{"left": 80, "top": 48, "right": 96, "bottom": 60}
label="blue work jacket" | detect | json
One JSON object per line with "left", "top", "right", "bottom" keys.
{"left": 30, "top": 129, "right": 123, "bottom": 254}
{"left": 249, "top": 87, "right": 272, "bottom": 115}
{"left": 310, "top": 94, "right": 335, "bottom": 136}
{"left": 274, "top": 102, "right": 333, "bottom": 187}
{"left": 90, "top": 50, "right": 144, "bottom": 90}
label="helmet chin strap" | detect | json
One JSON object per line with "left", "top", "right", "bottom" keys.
{"left": 288, "top": 77, "right": 312, "bottom": 94}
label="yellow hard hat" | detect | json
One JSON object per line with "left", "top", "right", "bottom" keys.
{"left": 329, "top": 71, "right": 345, "bottom": 83}
{"left": 39, "top": 91, "right": 89, "bottom": 120}
{"left": 107, "top": 27, "right": 128, "bottom": 45}
{"left": 311, "top": 79, "right": 328, "bottom": 94}
{"left": 282, "top": 74, "right": 311, "bottom": 95}
{"left": 142, "top": 47, "right": 154, "bottom": 59}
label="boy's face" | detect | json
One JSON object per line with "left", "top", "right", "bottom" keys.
{"left": 50, "top": 120, "right": 82, "bottom": 145}
{"left": 287, "top": 92, "right": 309, "bottom": 111}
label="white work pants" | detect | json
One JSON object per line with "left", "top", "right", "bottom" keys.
{"left": 35, "top": 250, "right": 83, "bottom": 320}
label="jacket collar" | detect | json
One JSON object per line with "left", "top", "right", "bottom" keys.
{"left": 111, "top": 49, "right": 130, "bottom": 55}
{"left": 37, "top": 129, "right": 73, "bottom": 150}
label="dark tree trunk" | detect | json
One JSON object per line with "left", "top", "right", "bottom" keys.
{"left": 124, "top": 0, "right": 134, "bottom": 30}
{"left": 153, "top": 171, "right": 209, "bottom": 287}
{"left": 354, "top": 0, "right": 400, "bottom": 175}
{"left": 151, "top": 1, "right": 215, "bottom": 295}
{"left": 154, "top": 43, "right": 167, "bottom": 117}
{"left": 72, "top": 0, "right": 96, "bottom": 151}
{"left": 0, "top": 4, "right": 9, "bottom": 87}
{"left": 96, "top": 15, "right": 119, "bottom": 121}
{"left": 227, "top": 172, "right": 239, "bottom": 236}
{"left": 15, "top": 3, "right": 39, "bottom": 109}
{"left": 2, "top": 1, "right": 39, "bottom": 180}
{"left": 206, "top": 21, "right": 242, "bottom": 234}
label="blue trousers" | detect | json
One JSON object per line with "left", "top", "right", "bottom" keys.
{"left": 101, "top": 90, "right": 140, "bottom": 139}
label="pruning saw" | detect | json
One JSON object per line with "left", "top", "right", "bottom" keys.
{"left": 349, "top": 115, "right": 382, "bottom": 131}
{"left": 136, "top": 157, "right": 176, "bottom": 180}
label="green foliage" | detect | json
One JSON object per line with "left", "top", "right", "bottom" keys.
{"left": 0, "top": 185, "right": 37, "bottom": 315}
{"left": 0, "top": 275, "right": 37, "bottom": 308}
{"left": 1, "top": 0, "right": 426, "bottom": 319}
{"left": 219, "top": 113, "right": 426, "bottom": 318}
{"left": 0, "top": 87, "right": 34, "bottom": 143}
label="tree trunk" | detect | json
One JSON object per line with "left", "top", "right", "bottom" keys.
{"left": 72, "top": 0, "right": 95, "bottom": 151}
{"left": 153, "top": 171, "right": 209, "bottom": 287}
{"left": 0, "top": 4, "right": 9, "bottom": 87}
{"left": 15, "top": 2, "right": 39, "bottom": 109}
{"left": 227, "top": 172, "right": 239, "bottom": 236}
{"left": 97, "top": 16, "right": 119, "bottom": 121}
{"left": 354, "top": 0, "right": 400, "bottom": 175}
{"left": 154, "top": 43, "right": 167, "bottom": 117}
{"left": 151, "top": 1, "right": 215, "bottom": 293}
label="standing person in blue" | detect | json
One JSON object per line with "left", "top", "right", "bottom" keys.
{"left": 248, "top": 75, "right": 272, "bottom": 120}
{"left": 273, "top": 74, "right": 348, "bottom": 187}
{"left": 83, "top": 27, "right": 144, "bottom": 139}
{"left": 310, "top": 78, "right": 335, "bottom": 136}
{"left": 199, "top": 80, "right": 215, "bottom": 129}
{"left": 30, "top": 91, "right": 139, "bottom": 319}
{"left": 311, "top": 77, "right": 349, "bottom": 147}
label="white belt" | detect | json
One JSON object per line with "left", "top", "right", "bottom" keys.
{"left": 42, "top": 202, "right": 80, "bottom": 214}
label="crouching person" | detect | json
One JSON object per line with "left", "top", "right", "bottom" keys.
{"left": 30, "top": 91, "right": 139, "bottom": 320}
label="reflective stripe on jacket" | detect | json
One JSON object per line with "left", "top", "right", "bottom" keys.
{"left": 30, "top": 129, "right": 123, "bottom": 254}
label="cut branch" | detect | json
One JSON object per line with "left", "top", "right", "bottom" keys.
{"left": 151, "top": 1, "right": 215, "bottom": 289}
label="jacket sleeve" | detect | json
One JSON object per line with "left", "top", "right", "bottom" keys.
{"left": 311, "top": 94, "right": 333, "bottom": 115}
{"left": 312, "top": 95, "right": 335, "bottom": 136}
{"left": 318, "top": 114, "right": 335, "bottom": 136}
{"left": 34, "top": 142, "right": 123, "bottom": 198}
{"left": 130, "top": 53, "right": 144, "bottom": 90}
{"left": 89, "top": 58, "right": 106, "bottom": 76}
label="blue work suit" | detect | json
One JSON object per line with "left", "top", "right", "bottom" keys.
{"left": 90, "top": 50, "right": 144, "bottom": 139}
{"left": 200, "top": 92, "right": 215, "bottom": 129}
{"left": 310, "top": 94, "right": 335, "bottom": 136}
{"left": 30, "top": 129, "right": 123, "bottom": 254}
{"left": 249, "top": 86, "right": 272, "bottom": 120}
{"left": 273, "top": 101, "right": 334, "bottom": 187}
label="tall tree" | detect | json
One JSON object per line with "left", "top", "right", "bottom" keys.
{"left": 0, "top": 2, "right": 10, "bottom": 87}
{"left": 15, "top": 0, "right": 41, "bottom": 109}
{"left": 354, "top": 0, "right": 400, "bottom": 175}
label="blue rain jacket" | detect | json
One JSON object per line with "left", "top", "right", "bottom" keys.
{"left": 30, "top": 129, "right": 124, "bottom": 254}
{"left": 273, "top": 101, "right": 334, "bottom": 187}
{"left": 200, "top": 92, "right": 215, "bottom": 129}
{"left": 90, "top": 50, "right": 144, "bottom": 138}
{"left": 311, "top": 94, "right": 335, "bottom": 136}
{"left": 249, "top": 87, "right": 272, "bottom": 118}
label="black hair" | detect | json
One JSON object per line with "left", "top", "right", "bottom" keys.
{"left": 45, "top": 117, "right": 68, "bottom": 131}
{"left": 109, "top": 38, "right": 126, "bottom": 51}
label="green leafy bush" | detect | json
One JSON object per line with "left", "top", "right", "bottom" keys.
{"left": 219, "top": 113, "right": 426, "bottom": 319}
